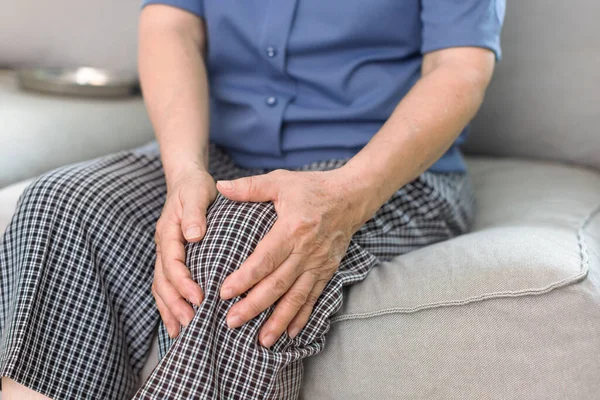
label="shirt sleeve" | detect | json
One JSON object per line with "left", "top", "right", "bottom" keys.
{"left": 141, "top": 0, "right": 204, "bottom": 18}
{"left": 420, "top": 0, "right": 505, "bottom": 60}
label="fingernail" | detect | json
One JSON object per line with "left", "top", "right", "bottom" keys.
{"left": 217, "top": 180, "right": 233, "bottom": 190}
{"left": 190, "top": 295, "right": 202, "bottom": 307}
{"left": 221, "top": 286, "right": 235, "bottom": 299}
{"left": 227, "top": 314, "right": 244, "bottom": 329}
{"left": 288, "top": 326, "right": 301, "bottom": 339}
{"left": 261, "top": 333, "right": 277, "bottom": 348}
{"left": 185, "top": 225, "right": 202, "bottom": 239}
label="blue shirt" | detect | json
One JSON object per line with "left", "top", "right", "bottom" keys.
{"left": 141, "top": 0, "right": 505, "bottom": 172}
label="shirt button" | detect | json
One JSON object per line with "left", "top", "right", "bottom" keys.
{"left": 266, "top": 46, "right": 278, "bottom": 58}
{"left": 265, "top": 96, "right": 278, "bottom": 107}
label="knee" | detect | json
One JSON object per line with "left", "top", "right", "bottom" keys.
{"left": 17, "top": 167, "right": 78, "bottom": 215}
{"left": 8, "top": 169, "right": 88, "bottom": 237}
{"left": 203, "top": 196, "right": 277, "bottom": 244}
{"left": 184, "top": 197, "right": 278, "bottom": 279}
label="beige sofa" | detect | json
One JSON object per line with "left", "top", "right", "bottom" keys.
{"left": 1, "top": 0, "right": 599, "bottom": 398}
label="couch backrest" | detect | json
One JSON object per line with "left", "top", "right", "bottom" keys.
{"left": 2, "top": 0, "right": 598, "bottom": 170}
{"left": 467, "top": 0, "right": 600, "bottom": 171}
{"left": 0, "top": 0, "right": 140, "bottom": 73}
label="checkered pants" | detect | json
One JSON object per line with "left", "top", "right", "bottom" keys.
{"left": 0, "top": 143, "right": 473, "bottom": 399}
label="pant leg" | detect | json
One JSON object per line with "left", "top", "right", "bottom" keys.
{"left": 134, "top": 164, "right": 473, "bottom": 399}
{"left": 135, "top": 195, "right": 358, "bottom": 399}
{"left": 0, "top": 143, "right": 166, "bottom": 399}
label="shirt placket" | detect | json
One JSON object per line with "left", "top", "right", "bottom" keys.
{"left": 259, "top": 0, "right": 299, "bottom": 157}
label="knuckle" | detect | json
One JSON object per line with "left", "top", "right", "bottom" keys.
{"left": 290, "top": 216, "right": 320, "bottom": 237}
{"left": 288, "top": 219, "right": 307, "bottom": 235}
{"left": 267, "top": 315, "right": 287, "bottom": 330}
{"left": 285, "top": 290, "right": 308, "bottom": 309}
{"left": 245, "top": 301, "right": 263, "bottom": 318}
{"left": 305, "top": 291, "right": 320, "bottom": 306}
{"left": 270, "top": 277, "right": 288, "bottom": 296}
{"left": 260, "top": 252, "right": 278, "bottom": 272}
{"left": 302, "top": 213, "right": 321, "bottom": 227}
{"left": 162, "top": 263, "right": 174, "bottom": 279}
{"left": 327, "top": 259, "right": 341, "bottom": 273}
{"left": 270, "top": 169, "right": 286, "bottom": 179}
{"left": 179, "top": 186, "right": 193, "bottom": 206}
{"left": 318, "top": 255, "right": 335, "bottom": 269}
{"left": 329, "top": 252, "right": 344, "bottom": 264}
{"left": 178, "top": 312, "right": 191, "bottom": 325}
{"left": 250, "top": 263, "right": 270, "bottom": 283}
{"left": 316, "top": 275, "right": 331, "bottom": 286}
{"left": 241, "top": 176, "right": 253, "bottom": 193}
{"left": 174, "top": 300, "right": 188, "bottom": 313}
{"left": 153, "top": 262, "right": 163, "bottom": 279}
{"left": 151, "top": 283, "right": 159, "bottom": 298}
{"left": 156, "top": 215, "right": 167, "bottom": 230}
{"left": 170, "top": 275, "right": 187, "bottom": 292}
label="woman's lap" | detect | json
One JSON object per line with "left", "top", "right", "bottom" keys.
{"left": 0, "top": 147, "right": 166, "bottom": 398}
{"left": 0, "top": 143, "right": 473, "bottom": 399}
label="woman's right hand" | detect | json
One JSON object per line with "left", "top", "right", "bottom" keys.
{"left": 152, "top": 170, "right": 217, "bottom": 338}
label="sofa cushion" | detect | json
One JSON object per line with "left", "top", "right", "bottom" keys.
{"left": 301, "top": 158, "right": 600, "bottom": 398}
{"left": 466, "top": 0, "right": 600, "bottom": 171}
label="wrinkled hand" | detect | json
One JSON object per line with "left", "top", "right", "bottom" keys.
{"left": 153, "top": 170, "right": 216, "bottom": 338}
{"left": 217, "top": 168, "right": 370, "bottom": 348}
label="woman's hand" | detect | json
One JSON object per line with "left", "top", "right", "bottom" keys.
{"left": 217, "top": 168, "right": 375, "bottom": 348}
{"left": 153, "top": 170, "right": 216, "bottom": 338}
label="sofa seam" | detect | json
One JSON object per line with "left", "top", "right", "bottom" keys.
{"left": 331, "top": 201, "right": 600, "bottom": 324}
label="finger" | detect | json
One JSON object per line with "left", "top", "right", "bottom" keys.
{"left": 220, "top": 221, "right": 293, "bottom": 300}
{"left": 258, "top": 272, "right": 316, "bottom": 348}
{"left": 180, "top": 186, "right": 209, "bottom": 242}
{"left": 160, "top": 222, "right": 204, "bottom": 306}
{"left": 152, "top": 278, "right": 180, "bottom": 338}
{"left": 287, "top": 278, "right": 329, "bottom": 340}
{"left": 153, "top": 257, "right": 196, "bottom": 329}
{"left": 226, "top": 253, "right": 304, "bottom": 329}
{"left": 216, "top": 173, "right": 278, "bottom": 203}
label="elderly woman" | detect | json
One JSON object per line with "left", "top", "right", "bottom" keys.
{"left": 0, "top": 0, "right": 504, "bottom": 398}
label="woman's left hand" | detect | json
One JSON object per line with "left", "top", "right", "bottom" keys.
{"left": 217, "top": 168, "right": 373, "bottom": 348}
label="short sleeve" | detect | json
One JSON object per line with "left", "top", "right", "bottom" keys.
{"left": 421, "top": 0, "right": 505, "bottom": 60}
{"left": 141, "top": 0, "right": 204, "bottom": 18}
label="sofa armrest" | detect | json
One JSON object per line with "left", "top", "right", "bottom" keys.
{"left": 0, "top": 70, "right": 155, "bottom": 187}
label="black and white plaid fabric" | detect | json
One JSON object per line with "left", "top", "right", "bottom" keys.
{"left": 0, "top": 143, "right": 473, "bottom": 399}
